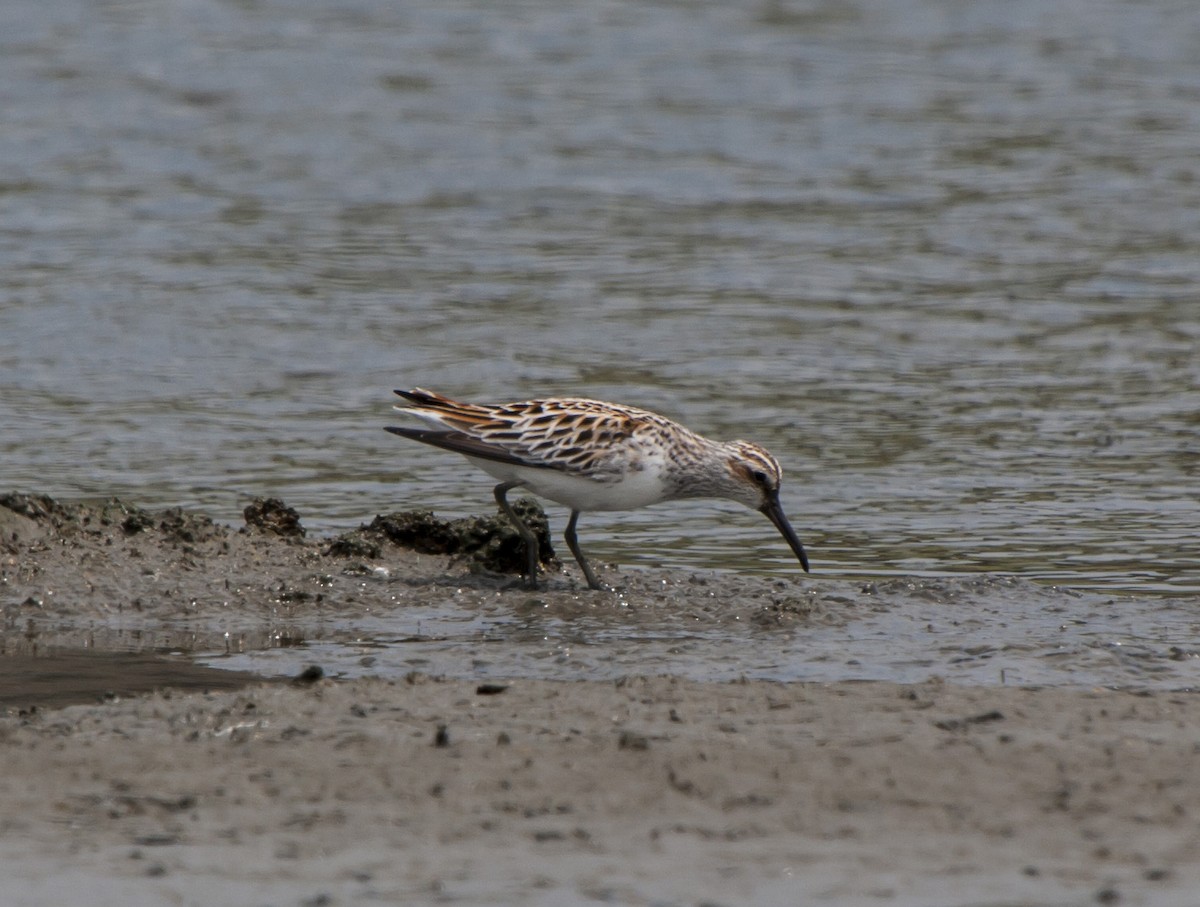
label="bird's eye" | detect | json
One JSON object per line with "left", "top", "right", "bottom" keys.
{"left": 750, "top": 469, "right": 769, "bottom": 486}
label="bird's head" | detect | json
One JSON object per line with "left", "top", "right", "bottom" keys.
{"left": 724, "top": 440, "right": 810, "bottom": 573}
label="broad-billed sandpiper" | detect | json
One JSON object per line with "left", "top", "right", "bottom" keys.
{"left": 386, "top": 387, "right": 809, "bottom": 590}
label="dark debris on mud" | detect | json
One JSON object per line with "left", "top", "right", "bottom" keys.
{"left": 326, "top": 497, "right": 557, "bottom": 577}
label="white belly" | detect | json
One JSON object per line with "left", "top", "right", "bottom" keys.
{"left": 465, "top": 456, "right": 669, "bottom": 512}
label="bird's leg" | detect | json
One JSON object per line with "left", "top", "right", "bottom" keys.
{"left": 564, "top": 510, "right": 604, "bottom": 591}
{"left": 494, "top": 482, "right": 540, "bottom": 590}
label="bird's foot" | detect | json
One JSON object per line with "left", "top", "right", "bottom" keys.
{"left": 579, "top": 573, "right": 610, "bottom": 592}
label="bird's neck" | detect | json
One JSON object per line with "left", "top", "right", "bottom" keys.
{"left": 661, "top": 437, "right": 736, "bottom": 501}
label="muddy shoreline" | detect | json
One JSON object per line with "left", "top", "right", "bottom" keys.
{"left": 2, "top": 493, "right": 1198, "bottom": 905}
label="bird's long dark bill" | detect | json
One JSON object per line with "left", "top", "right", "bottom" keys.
{"left": 760, "top": 496, "right": 810, "bottom": 573}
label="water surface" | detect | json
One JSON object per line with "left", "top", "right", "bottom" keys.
{"left": 1, "top": 0, "right": 1197, "bottom": 597}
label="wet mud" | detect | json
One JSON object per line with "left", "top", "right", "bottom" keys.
{"left": 4, "top": 491, "right": 1193, "bottom": 692}
{"left": 2, "top": 493, "right": 1199, "bottom": 905}
{"left": 0, "top": 491, "right": 832, "bottom": 667}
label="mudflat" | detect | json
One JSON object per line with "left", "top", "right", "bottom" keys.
{"left": 1, "top": 494, "right": 1196, "bottom": 906}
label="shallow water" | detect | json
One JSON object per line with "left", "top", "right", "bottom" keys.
{"left": 0, "top": 649, "right": 262, "bottom": 710}
{"left": 27, "top": 564, "right": 1190, "bottom": 693}
{"left": 198, "top": 571, "right": 1200, "bottom": 692}
{"left": 1, "top": 1, "right": 1197, "bottom": 605}
{"left": 1, "top": 495, "right": 1195, "bottom": 694}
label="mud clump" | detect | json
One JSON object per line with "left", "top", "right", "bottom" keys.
{"left": 448, "top": 499, "right": 557, "bottom": 575}
{"left": 326, "top": 498, "right": 557, "bottom": 577}
{"left": 0, "top": 493, "right": 226, "bottom": 546}
{"left": 118, "top": 503, "right": 224, "bottom": 546}
{"left": 155, "top": 508, "right": 223, "bottom": 544}
{"left": 368, "top": 510, "right": 462, "bottom": 554}
{"left": 0, "top": 493, "right": 75, "bottom": 526}
{"left": 0, "top": 496, "right": 51, "bottom": 551}
{"left": 120, "top": 509, "right": 156, "bottom": 536}
{"left": 243, "top": 498, "right": 306, "bottom": 539}
{"left": 323, "top": 532, "right": 382, "bottom": 560}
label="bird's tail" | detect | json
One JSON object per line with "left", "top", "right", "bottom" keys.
{"left": 392, "top": 388, "right": 495, "bottom": 428}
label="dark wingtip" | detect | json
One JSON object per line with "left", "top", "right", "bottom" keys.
{"left": 385, "top": 425, "right": 428, "bottom": 440}
{"left": 393, "top": 388, "right": 445, "bottom": 407}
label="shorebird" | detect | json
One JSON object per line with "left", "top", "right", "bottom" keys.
{"left": 385, "top": 388, "right": 810, "bottom": 590}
